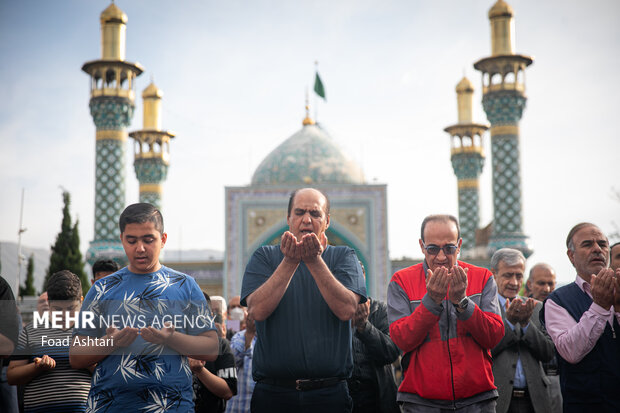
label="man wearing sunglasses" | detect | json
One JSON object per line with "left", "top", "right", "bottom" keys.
{"left": 387, "top": 214, "right": 504, "bottom": 412}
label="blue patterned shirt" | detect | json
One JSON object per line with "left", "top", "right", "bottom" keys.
{"left": 74, "top": 266, "right": 214, "bottom": 412}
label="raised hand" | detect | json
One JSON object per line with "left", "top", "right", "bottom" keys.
{"left": 141, "top": 323, "right": 175, "bottom": 345}
{"left": 613, "top": 269, "right": 620, "bottom": 312}
{"left": 299, "top": 232, "right": 324, "bottom": 262}
{"left": 426, "top": 267, "right": 449, "bottom": 305}
{"left": 353, "top": 300, "right": 370, "bottom": 332}
{"left": 34, "top": 354, "right": 56, "bottom": 371}
{"left": 105, "top": 326, "right": 139, "bottom": 347}
{"left": 591, "top": 268, "right": 615, "bottom": 310}
{"left": 188, "top": 357, "right": 206, "bottom": 374}
{"left": 448, "top": 265, "right": 468, "bottom": 305}
{"left": 505, "top": 297, "right": 535, "bottom": 325}
{"left": 280, "top": 231, "right": 301, "bottom": 263}
{"left": 520, "top": 298, "right": 536, "bottom": 324}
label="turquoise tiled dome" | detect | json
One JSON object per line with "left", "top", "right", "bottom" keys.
{"left": 251, "top": 124, "right": 365, "bottom": 185}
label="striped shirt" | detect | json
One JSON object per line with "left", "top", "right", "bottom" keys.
{"left": 225, "top": 330, "right": 256, "bottom": 413}
{"left": 12, "top": 323, "right": 91, "bottom": 413}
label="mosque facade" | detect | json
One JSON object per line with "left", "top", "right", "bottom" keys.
{"left": 225, "top": 111, "right": 390, "bottom": 300}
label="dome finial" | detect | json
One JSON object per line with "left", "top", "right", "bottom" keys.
{"left": 302, "top": 88, "right": 315, "bottom": 126}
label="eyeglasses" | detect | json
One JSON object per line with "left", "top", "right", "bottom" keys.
{"left": 422, "top": 242, "right": 458, "bottom": 256}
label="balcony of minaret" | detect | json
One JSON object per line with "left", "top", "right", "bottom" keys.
{"left": 450, "top": 134, "right": 485, "bottom": 157}
{"left": 132, "top": 134, "right": 171, "bottom": 164}
{"left": 474, "top": 55, "right": 532, "bottom": 95}
{"left": 83, "top": 64, "right": 143, "bottom": 100}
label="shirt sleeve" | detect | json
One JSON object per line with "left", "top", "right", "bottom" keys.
{"left": 215, "top": 339, "right": 238, "bottom": 396}
{"left": 0, "top": 277, "right": 20, "bottom": 348}
{"left": 185, "top": 277, "right": 216, "bottom": 336}
{"left": 10, "top": 324, "right": 32, "bottom": 361}
{"left": 544, "top": 298, "right": 609, "bottom": 364}
{"left": 387, "top": 278, "right": 440, "bottom": 353}
{"left": 329, "top": 247, "right": 367, "bottom": 303}
{"left": 240, "top": 247, "right": 276, "bottom": 306}
{"left": 458, "top": 274, "right": 504, "bottom": 350}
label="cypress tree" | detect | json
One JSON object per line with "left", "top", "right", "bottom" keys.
{"left": 44, "top": 191, "right": 89, "bottom": 293}
{"left": 20, "top": 254, "right": 36, "bottom": 296}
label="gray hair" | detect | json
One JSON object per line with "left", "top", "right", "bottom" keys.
{"left": 490, "top": 248, "right": 525, "bottom": 271}
{"left": 566, "top": 222, "right": 596, "bottom": 252}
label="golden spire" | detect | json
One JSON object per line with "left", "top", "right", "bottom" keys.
{"left": 142, "top": 81, "right": 163, "bottom": 130}
{"left": 489, "top": 0, "right": 515, "bottom": 56}
{"left": 456, "top": 77, "right": 474, "bottom": 124}
{"left": 100, "top": 2, "right": 128, "bottom": 60}
{"left": 302, "top": 89, "right": 315, "bottom": 126}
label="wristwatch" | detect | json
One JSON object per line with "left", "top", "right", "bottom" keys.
{"left": 455, "top": 296, "right": 469, "bottom": 311}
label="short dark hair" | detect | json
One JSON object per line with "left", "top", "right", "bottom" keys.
{"left": 420, "top": 214, "right": 460, "bottom": 242}
{"left": 47, "top": 270, "right": 82, "bottom": 301}
{"left": 609, "top": 241, "right": 620, "bottom": 253}
{"left": 119, "top": 203, "right": 164, "bottom": 234}
{"left": 566, "top": 222, "right": 596, "bottom": 251}
{"left": 92, "top": 259, "right": 120, "bottom": 276}
{"left": 287, "top": 188, "right": 330, "bottom": 217}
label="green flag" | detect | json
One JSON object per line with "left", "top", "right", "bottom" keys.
{"left": 314, "top": 72, "right": 326, "bottom": 101}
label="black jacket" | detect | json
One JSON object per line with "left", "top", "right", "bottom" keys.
{"left": 352, "top": 298, "right": 401, "bottom": 413}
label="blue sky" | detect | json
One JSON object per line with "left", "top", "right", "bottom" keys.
{"left": 1, "top": 0, "right": 618, "bottom": 288}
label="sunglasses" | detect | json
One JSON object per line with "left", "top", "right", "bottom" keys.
{"left": 422, "top": 242, "right": 458, "bottom": 256}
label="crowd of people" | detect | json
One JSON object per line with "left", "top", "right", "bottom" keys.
{"left": 0, "top": 191, "right": 618, "bottom": 413}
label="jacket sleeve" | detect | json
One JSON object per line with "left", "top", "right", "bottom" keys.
{"left": 356, "top": 300, "right": 401, "bottom": 365}
{"left": 459, "top": 275, "right": 504, "bottom": 350}
{"left": 388, "top": 279, "right": 440, "bottom": 353}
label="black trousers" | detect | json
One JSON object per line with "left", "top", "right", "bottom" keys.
{"left": 251, "top": 381, "right": 352, "bottom": 413}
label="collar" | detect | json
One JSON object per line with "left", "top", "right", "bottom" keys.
{"left": 574, "top": 274, "right": 592, "bottom": 298}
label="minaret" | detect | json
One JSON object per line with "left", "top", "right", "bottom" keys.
{"left": 129, "top": 82, "right": 175, "bottom": 210}
{"left": 82, "top": 3, "right": 144, "bottom": 265}
{"left": 474, "top": 0, "right": 533, "bottom": 257}
{"left": 444, "top": 77, "right": 488, "bottom": 255}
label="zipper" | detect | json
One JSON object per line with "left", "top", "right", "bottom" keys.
{"left": 446, "top": 302, "right": 457, "bottom": 410}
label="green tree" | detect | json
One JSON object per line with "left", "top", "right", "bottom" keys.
{"left": 19, "top": 254, "right": 36, "bottom": 296}
{"left": 44, "top": 191, "right": 90, "bottom": 293}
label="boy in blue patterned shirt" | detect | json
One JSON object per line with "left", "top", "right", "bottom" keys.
{"left": 70, "top": 203, "right": 219, "bottom": 412}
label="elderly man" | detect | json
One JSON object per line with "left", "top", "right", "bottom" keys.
{"left": 241, "top": 188, "right": 367, "bottom": 413}
{"left": 388, "top": 214, "right": 504, "bottom": 412}
{"left": 610, "top": 241, "right": 620, "bottom": 271}
{"left": 525, "top": 262, "right": 561, "bottom": 413}
{"left": 526, "top": 263, "right": 556, "bottom": 302}
{"left": 490, "top": 249, "right": 554, "bottom": 413}
{"left": 541, "top": 223, "right": 620, "bottom": 413}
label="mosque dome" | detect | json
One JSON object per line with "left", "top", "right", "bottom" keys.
{"left": 251, "top": 123, "right": 365, "bottom": 185}
{"left": 100, "top": 3, "right": 127, "bottom": 24}
{"left": 456, "top": 76, "right": 474, "bottom": 93}
{"left": 488, "top": 0, "right": 513, "bottom": 19}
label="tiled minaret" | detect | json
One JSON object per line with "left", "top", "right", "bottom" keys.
{"left": 474, "top": 0, "right": 533, "bottom": 257}
{"left": 444, "top": 77, "right": 488, "bottom": 254}
{"left": 129, "top": 82, "right": 175, "bottom": 210}
{"left": 83, "top": 3, "right": 144, "bottom": 265}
